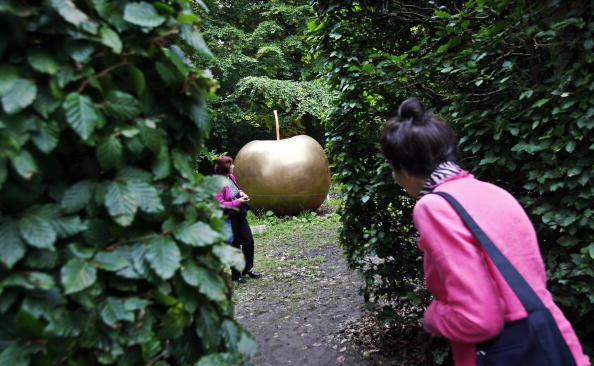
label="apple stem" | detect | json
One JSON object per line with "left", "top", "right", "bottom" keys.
{"left": 273, "top": 110, "right": 280, "bottom": 140}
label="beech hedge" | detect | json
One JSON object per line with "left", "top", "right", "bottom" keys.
{"left": 312, "top": 0, "right": 593, "bottom": 357}
{"left": 0, "top": 1, "right": 254, "bottom": 365}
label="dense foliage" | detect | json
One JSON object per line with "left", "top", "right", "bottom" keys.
{"left": 0, "top": 1, "right": 255, "bottom": 365}
{"left": 192, "top": 0, "right": 333, "bottom": 158}
{"left": 312, "top": 0, "right": 594, "bottom": 358}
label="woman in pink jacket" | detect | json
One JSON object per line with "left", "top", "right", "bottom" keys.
{"left": 379, "top": 98, "right": 589, "bottom": 365}
{"left": 214, "top": 156, "right": 260, "bottom": 284}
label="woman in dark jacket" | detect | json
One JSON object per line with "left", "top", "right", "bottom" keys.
{"left": 214, "top": 156, "right": 260, "bottom": 284}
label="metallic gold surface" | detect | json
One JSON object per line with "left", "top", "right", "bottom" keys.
{"left": 234, "top": 135, "right": 331, "bottom": 216}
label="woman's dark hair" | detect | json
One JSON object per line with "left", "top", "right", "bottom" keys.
{"left": 380, "top": 97, "right": 458, "bottom": 176}
{"left": 214, "top": 156, "right": 233, "bottom": 175}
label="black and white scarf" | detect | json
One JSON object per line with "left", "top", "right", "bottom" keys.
{"left": 418, "top": 161, "right": 463, "bottom": 198}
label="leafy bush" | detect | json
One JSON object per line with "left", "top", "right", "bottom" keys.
{"left": 191, "top": 0, "right": 331, "bottom": 156}
{"left": 312, "top": 0, "right": 593, "bottom": 357}
{"left": 0, "top": 1, "right": 254, "bottom": 365}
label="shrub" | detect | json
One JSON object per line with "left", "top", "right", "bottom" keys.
{"left": 0, "top": 1, "right": 254, "bottom": 365}
{"left": 312, "top": 0, "right": 594, "bottom": 357}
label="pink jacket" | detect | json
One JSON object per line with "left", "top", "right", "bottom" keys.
{"left": 413, "top": 172, "right": 589, "bottom": 366}
{"left": 214, "top": 174, "right": 244, "bottom": 209}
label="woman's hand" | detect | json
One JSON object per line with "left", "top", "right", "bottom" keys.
{"left": 239, "top": 196, "right": 250, "bottom": 203}
{"left": 239, "top": 192, "right": 250, "bottom": 200}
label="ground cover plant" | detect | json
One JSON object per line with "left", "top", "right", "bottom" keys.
{"left": 0, "top": 2, "right": 254, "bottom": 365}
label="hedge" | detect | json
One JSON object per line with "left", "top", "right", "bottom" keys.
{"left": 312, "top": 0, "right": 593, "bottom": 358}
{"left": 0, "top": 1, "right": 254, "bottom": 365}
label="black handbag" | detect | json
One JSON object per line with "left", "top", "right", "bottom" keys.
{"left": 431, "top": 191, "right": 576, "bottom": 366}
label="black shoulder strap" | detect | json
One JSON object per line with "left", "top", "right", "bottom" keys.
{"left": 431, "top": 191, "right": 546, "bottom": 313}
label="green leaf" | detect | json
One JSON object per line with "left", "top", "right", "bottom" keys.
{"left": 27, "top": 50, "right": 60, "bottom": 74}
{"left": 0, "top": 343, "right": 35, "bottom": 366}
{"left": 177, "top": 12, "right": 201, "bottom": 24}
{"left": 127, "top": 65, "right": 146, "bottom": 95}
{"left": 196, "top": 304, "right": 220, "bottom": 352}
{"left": 61, "top": 180, "right": 93, "bottom": 213}
{"left": 116, "top": 243, "right": 150, "bottom": 279}
{"left": 99, "top": 297, "right": 134, "bottom": 326}
{"left": 64, "top": 92, "right": 101, "bottom": 140}
{"left": 31, "top": 121, "right": 60, "bottom": 153}
{"left": 221, "top": 319, "right": 239, "bottom": 351}
{"left": 2, "top": 78, "right": 37, "bottom": 114}
{"left": 117, "top": 165, "right": 153, "bottom": 181}
{"left": 25, "top": 249, "right": 58, "bottom": 269}
{"left": 66, "top": 41, "right": 95, "bottom": 63}
{"left": 182, "top": 261, "right": 226, "bottom": 302}
{"left": 45, "top": 309, "right": 87, "bottom": 337}
{"left": 100, "top": 26, "right": 122, "bottom": 54}
{"left": 587, "top": 244, "right": 594, "bottom": 259}
{"left": 61, "top": 258, "right": 97, "bottom": 294}
{"left": 138, "top": 119, "right": 164, "bottom": 153}
{"left": 0, "top": 157, "right": 7, "bottom": 190}
{"left": 238, "top": 332, "right": 257, "bottom": 358}
{"left": 19, "top": 209, "right": 57, "bottom": 249}
{"left": 105, "top": 181, "right": 139, "bottom": 226}
{"left": 105, "top": 91, "right": 141, "bottom": 120}
{"left": 68, "top": 242, "right": 96, "bottom": 259}
{"left": 153, "top": 289, "right": 178, "bottom": 306}
{"left": 193, "top": 0, "right": 209, "bottom": 13}
{"left": 435, "top": 10, "right": 450, "bottom": 18}
{"left": 0, "top": 219, "right": 27, "bottom": 269}
{"left": 155, "top": 61, "right": 181, "bottom": 85}
{"left": 145, "top": 236, "right": 181, "bottom": 279}
{"left": 33, "top": 85, "right": 61, "bottom": 118}
{"left": 141, "top": 339, "right": 162, "bottom": 362}
{"left": 152, "top": 2, "right": 174, "bottom": 14}
{"left": 94, "top": 250, "right": 131, "bottom": 271}
{"left": 124, "top": 2, "right": 166, "bottom": 28}
{"left": 52, "top": 215, "right": 87, "bottom": 238}
{"left": 56, "top": 65, "right": 79, "bottom": 88}
{"left": 50, "top": 0, "right": 98, "bottom": 33}
{"left": 152, "top": 146, "right": 171, "bottom": 179}
{"left": 174, "top": 221, "right": 220, "bottom": 247}
{"left": 172, "top": 149, "right": 194, "bottom": 180}
{"left": 14, "top": 308, "right": 45, "bottom": 337}
{"left": 0, "top": 64, "right": 18, "bottom": 95}
{"left": 128, "top": 180, "right": 164, "bottom": 213}
{"left": 190, "top": 104, "right": 210, "bottom": 132}
{"left": 532, "top": 98, "right": 550, "bottom": 108}
{"left": 162, "top": 47, "right": 189, "bottom": 77}
{"left": 124, "top": 297, "right": 150, "bottom": 311}
{"left": 27, "top": 272, "right": 56, "bottom": 290}
{"left": 212, "top": 245, "right": 245, "bottom": 272}
{"left": 196, "top": 354, "right": 231, "bottom": 366}
{"left": 97, "top": 135, "right": 123, "bottom": 170}
{"left": 9, "top": 149, "right": 38, "bottom": 180}
{"left": 180, "top": 260, "right": 201, "bottom": 287}
{"left": 180, "top": 25, "right": 213, "bottom": 58}
{"left": 159, "top": 306, "right": 191, "bottom": 340}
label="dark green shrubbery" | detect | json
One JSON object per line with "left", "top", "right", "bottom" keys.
{"left": 312, "top": 0, "right": 593, "bottom": 358}
{"left": 0, "top": 1, "right": 253, "bottom": 365}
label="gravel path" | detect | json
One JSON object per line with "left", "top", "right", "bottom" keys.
{"left": 232, "top": 222, "right": 384, "bottom": 366}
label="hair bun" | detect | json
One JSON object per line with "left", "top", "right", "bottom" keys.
{"left": 398, "top": 97, "right": 426, "bottom": 125}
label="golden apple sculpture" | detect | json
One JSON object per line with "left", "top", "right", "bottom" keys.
{"left": 233, "top": 134, "right": 331, "bottom": 216}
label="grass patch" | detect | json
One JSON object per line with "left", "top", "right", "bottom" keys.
{"left": 232, "top": 207, "right": 341, "bottom": 302}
